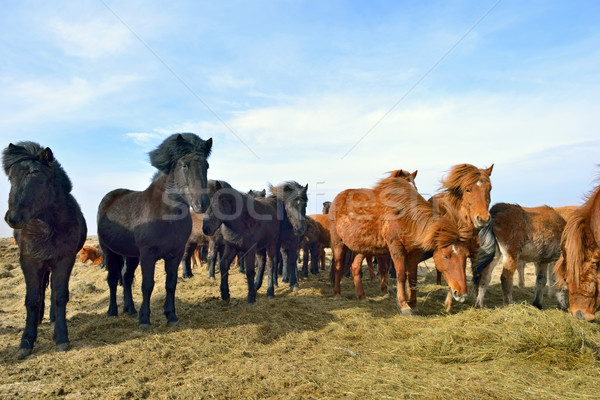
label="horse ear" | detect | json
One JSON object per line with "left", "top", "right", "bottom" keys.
{"left": 39, "top": 147, "right": 54, "bottom": 165}
{"left": 485, "top": 164, "right": 494, "bottom": 176}
{"left": 411, "top": 170, "right": 418, "bottom": 179}
{"left": 176, "top": 134, "right": 186, "bottom": 143}
{"left": 8, "top": 143, "right": 16, "bottom": 149}
{"left": 203, "top": 138, "right": 213, "bottom": 157}
{"left": 215, "top": 180, "right": 222, "bottom": 192}
{"left": 303, "top": 184, "right": 308, "bottom": 192}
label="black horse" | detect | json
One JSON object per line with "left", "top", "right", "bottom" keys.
{"left": 202, "top": 183, "right": 280, "bottom": 303}
{"left": 2, "top": 142, "right": 87, "bottom": 358}
{"left": 97, "top": 133, "right": 212, "bottom": 329}
{"left": 254, "top": 181, "right": 308, "bottom": 294}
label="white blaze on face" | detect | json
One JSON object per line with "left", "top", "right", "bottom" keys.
{"left": 451, "top": 245, "right": 458, "bottom": 255}
{"left": 476, "top": 181, "right": 483, "bottom": 187}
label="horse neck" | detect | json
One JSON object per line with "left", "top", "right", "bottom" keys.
{"left": 149, "top": 172, "right": 190, "bottom": 212}
{"left": 221, "top": 194, "right": 251, "bottom": 233}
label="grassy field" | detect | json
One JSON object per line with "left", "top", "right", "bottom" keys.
{"left": 0, "top": 237, "right": 599, "bottom": 399}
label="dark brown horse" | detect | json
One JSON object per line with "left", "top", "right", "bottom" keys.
{"left": 473, "top": 204, "right": 567, "bottom": 309}
{"left": 554, "top": 184, "right": 600, "bottom": 321}
{"left": 3, "top": 142, "right": 87, "bottom": 358}
{"left": 182, "top": 179, "right": 232, "bottom": 279}
{"left": 202, "top": 184, "right": 280, "bottom": 303}
{"left": 330, "top": 173, "right": 470, "bottom": 314}
{"left": 98, "top": 133, "right": 212, "bottom": 329}
{"left": 429, "top": 164, "right": 493, "bottom": 310}
{"left": 254, "top": 181, "right": 308, "bottom": 294}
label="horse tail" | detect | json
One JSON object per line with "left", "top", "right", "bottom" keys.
{"left": 472, "top": 217, "right": 497, "bottom": 286}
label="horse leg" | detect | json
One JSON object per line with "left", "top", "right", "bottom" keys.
{"left": 105, "top": 250, "right": 124, "bottom": 317}
{"left": 281, "top": 248, "right": 289, "bottom": 283}
{"left": 500, "top": 253, "right": 517, "bottom": 306}
{"left": 377, "top": 257, "right": 390, "bottom": 296}
{"left": 244, "top": 251, "right": 257, "bottom": 303}
{"left": 50, "top": 259, "right": 74, "bottom": 352}
{"left": 122, "top": 257, "right": 139, "bottom": 316}
{"left": 319, "top": 245, "right": 326, "bottom": 273}
{"left": 517, "top": 260, "right": 526, "bottom": 289}
{"left": 530, "top": 262, "right": 546, "bottom": 309}
{"left": 309, "top": 243, "right": 319, "bottom": 275}
{"left": 366, "top": 256, "right": 376, "bottom": 281}
{"left": 254, "top": 250, "right": 266, "bottom": 291}
{"left": 219, "top": 246, "right": 236, "bottom": 305}
{"left": 138, "top": 252, "right": 158, "bottom": 329}
{"left": 163, "top": 253, "right": 182, "bottom": 327}
{"left": 207, "top": 242, "right": 218, "bottom": 280}
{"left": 351, "top": 253, "right": 367, "bottom": 301}
{"left": 474, "top": 247, "right": 502, "bottom": 308}
{"left": 18, "top": 264, "right": 46, "bottom": 358}
{"left": 332, "top": 245, "right": 346, "bottom": 300}
{"left": 406, "top": 252, "right": 422, "bottom": 312}
{"left": 547, "top": 262, "right": 567, "bottom": 310}
{"left": 266, "top": 245, "right": 277, "bottom": 298}
{"left": 42, "top": 270, "right": 51, "bottom": 325}
{"left": 389, "top": 247, "right": 413, "bottom": 315}
{"left": 301, "top": 244, "right": 309, "bottom": 278}
{"left": 286, "top": 246, "right": 300, "bottom": 291}
{"left": 239, "top": 253, "right": 246, "bottom": 274}
{"left": 182, "top": 242, "right": 196, "bottom": 279}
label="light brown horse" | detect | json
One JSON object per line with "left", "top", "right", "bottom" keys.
{"left": 473, "top": 203, "right": 567, "bottom": 309}
{"left": 430, "top": 164, "right": 493, "bottom": 310}
{"left": 554, "top": 185, "right": 600, "bottom": 321}
{"left": 329, "top": 173, "right": 470, "bottom": 314}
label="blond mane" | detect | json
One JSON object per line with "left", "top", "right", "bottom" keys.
{"left": 559, "top": 184, "right": 600, "bottom": 287}
{"left": 374, "top": 176, "right": 470, "bottom": 251}
{"left": 440, "top": 164, "right": 491, "bottom": 210}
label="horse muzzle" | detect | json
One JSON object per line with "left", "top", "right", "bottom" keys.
{"left": 192, "top": 194, "right": 211, "bottom": 214}
{"left": 452, "top": 290, "right": 468, "bottom": 303}
{"left": 474, "top": 215, "right": 490, "bottom": 229}
{"left": 4, "top": 210, "right": 25, "bottom": 229}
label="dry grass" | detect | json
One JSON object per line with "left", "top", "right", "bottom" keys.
{"left": 1, "top": 237, "right": 599, "bottom": 399}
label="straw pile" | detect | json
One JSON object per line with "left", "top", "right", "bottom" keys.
{"left": 0, "top": 237, "right": 598, "bottom": 399}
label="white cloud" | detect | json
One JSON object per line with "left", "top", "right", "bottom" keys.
{"left": 47, "top": 17, "right": 133, "bottom": 59}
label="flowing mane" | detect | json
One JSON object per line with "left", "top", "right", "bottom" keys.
{"left": 559, "top": 184, "right": 600, "bottom": 287}
{"left": 440, "top": 164, "right": 491, "bottom": 210}
{"left": 2, "top": 141, "right": 72, "bottom": 194}
{"left": 374, "top": 176, "right": 470, "bottom": 251}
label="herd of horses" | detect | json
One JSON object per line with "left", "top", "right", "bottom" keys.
{"left": 3, "top": 133, "right": 600, "bottom": 359}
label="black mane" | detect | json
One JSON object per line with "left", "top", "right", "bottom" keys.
{"left": 149, "top": 133, "right": 212, "bottom": 174}
{"left": 2, "top": 141, "right": 72, "bottom": 194}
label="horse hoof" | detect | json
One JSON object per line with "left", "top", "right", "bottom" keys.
{"left": 167, "top": 320, "right": 180, "bottom": 328}
{"left": 398, "top": 304, "right": 414, "bottom": 316}
{"left": 359, "top": 297, "right": 368, "bottom": 302}
{"left": 17, "top": 348, "right": 32, "bottom": 359}
{"left": 209, "top": 276, "right": 216, "bottom": 281}
{"left": 57, "top": 343, "right": 71, "bottom": 353}
{"left": 333, "top": 294, "right": 342, "bottom": 301}
{"left": 138, "top": 323, "right": 152, "bottom": 330}
{"left": 291, "top": 286, "right": 300, "bottom": 293}
{"left": 267, "top": 295, "right": 275, "bottom": 300}
{"left": 222, "top": 298, "right": 230, "bottom": 306}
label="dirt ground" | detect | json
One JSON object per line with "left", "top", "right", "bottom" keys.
{"left": 0, "top": 236, "right": 599, "bottom": 399}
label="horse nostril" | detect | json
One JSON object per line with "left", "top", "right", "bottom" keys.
{"left": 576, "top": 310, "right": 584, "bottom": 320}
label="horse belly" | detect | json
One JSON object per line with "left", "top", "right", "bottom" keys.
{"left": 337, "top": 218, "right": 388, "bottom": 256}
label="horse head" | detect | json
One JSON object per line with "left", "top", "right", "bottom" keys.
{"left": 202, "top": 181, "right": 238, "bottom": 236}
{"left": 149, "top": 133, "right": 212, "bottom": 214}
{"left": 322, "top": 201, "right": 332, "bottom": 215}
{"left": 441, "top": 164, "right": 493, "bottom": 229}
{"left": 270, "top": 181, "right": 308, "bottom": 236}
{"left": 2, "top": 142, "right": 66, "bottom": 229}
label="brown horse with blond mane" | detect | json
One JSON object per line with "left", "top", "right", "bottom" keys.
{"left": 329, "top": 172, "right": 470, "bottom": 314}
{"left": 428, "top": 164, "right": 493, "bottom": 310}
{"left": 554, "top": 184, "right": 600, "bottom": 321}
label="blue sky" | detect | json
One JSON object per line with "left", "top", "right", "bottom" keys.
{"left": 1, "top": 0, "right": 599, "bottom": 238}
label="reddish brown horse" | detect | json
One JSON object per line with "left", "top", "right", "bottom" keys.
{"left": 473, "top": 204, "right": 567, "bottom": 309}
{"left": 329, "top": 173, "right": 470, "bottom": 314}
{"left": 429, "top": 164, "right": 493, "bottom": 310}
{"left": 554, "top": 185, "right": 600, "bottom": 321}
{"left": 78, "top": 245, "right": 104, "bottom": 266}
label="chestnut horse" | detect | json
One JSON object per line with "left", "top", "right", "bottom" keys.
{"left": 329, "top": 174, "right": 470, "bottom": 314}
{"left": 98, "top": 133, "right": 212, "bottom": 329}
{"left": 473, "top": 203, "right": 567, "bottom": 309}
{"left": 79, "top": 245, "right": 104, "bottom": 266}
{"left": 428, "top": 164, "right": 493, "bottom": 310}
{"left": 554, "top": 185, "right": 600, "bottom": 321}
{"left": 202, "top": 184, "right": 280, "bottom": 303}
{"left": 3, "top": 142, "right": 87, "bottom": 358}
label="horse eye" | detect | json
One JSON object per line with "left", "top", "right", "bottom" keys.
{"left": 443, "top": 255, "right": 449, "bottom": 260}
{"left": 465, "top": 189, "right": 471, "bottom": 193}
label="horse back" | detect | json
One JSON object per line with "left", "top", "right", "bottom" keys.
{"left": 308, "top": 214, "right": 331, "bottom": 247}
{"left": 330, "top": 188, "right": 390, "bottom": 256}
